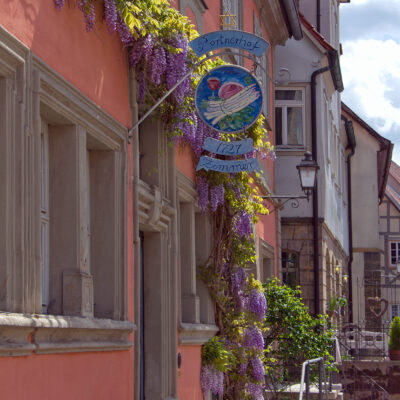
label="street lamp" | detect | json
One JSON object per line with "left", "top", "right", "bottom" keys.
{"left": 296, "top": 152, "right": 319, "bottom": 200}
{"left": 261, "top": 152, "right": 319, "bottom": 206}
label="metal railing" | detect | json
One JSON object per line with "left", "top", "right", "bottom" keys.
{"left": 299, "top": 357, "right": 328, "bottom": 400}
{"left": 338, "top": 323, "right": 388, "bottom": 360}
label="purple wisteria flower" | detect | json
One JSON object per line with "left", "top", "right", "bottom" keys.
{"left": 250, "top": 356, "right": 265, "bottom": 382}
{"left": 142, "top": 35, "right": 154, "bottom": 60}
{"left": 246, "top": 289, "right": 267, "bottom": 320}
{"left": 149, "top": 46, "right": 167, "bottom": 86}
{"left": 77, "top": 0, "right": 95, "bottom": 32}
{"left": 248, "top": 382, "right": 264, "bottom": 399}
{"left": 117, "top": 13, "right": 134, "bottom": 47}
{"left": 104, "top": 0, "right": 118, "bottom": 33}
{"left": 53, "top": 0, "right": 66, "bottom": 10}
{"left": 210, "top": 184, "right": 224, "bottom": 212}
{"left": 192, "top": 118, "right": 205, "bottom": 157}
{"left": 268, "top": 149, "right": 277, "bottom": 161}
{"left": 231, "top": 267, "right": 246, "bottom": 292}
{"left": 200, "top": 365, "right": 224, "bottom": 396}
{"left": 240, "top": 360, "right": 248, "bottom": 375}
{"left": 235, "top": 290, "right": 246, "bottom": 313}
{"left": 243, "top": 326, "right": 264, "bottom": 351}
{"left": 234, "top": 210, "right": 252, "bottom": 239}
{"left": 197, "top": 176, "right": 209, "bottom": 213}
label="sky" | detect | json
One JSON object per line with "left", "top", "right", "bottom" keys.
{"left": 340, "top": 0, "right": 400, "bottom": 164}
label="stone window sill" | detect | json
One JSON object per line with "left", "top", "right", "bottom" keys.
{"left": 179, "top": 323, "right": 218, "bottom": 346}
{"left": 0, "top": 312, "right": 135, "bottom": 356}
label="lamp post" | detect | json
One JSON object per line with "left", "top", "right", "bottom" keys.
{"left": 261, "top": 152, "right": 319, "bottom": 205}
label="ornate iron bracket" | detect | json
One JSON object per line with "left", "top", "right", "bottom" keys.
{"left": 261, "top": 194, "right": 310, "bottom": 214}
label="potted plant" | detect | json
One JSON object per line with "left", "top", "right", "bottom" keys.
{"left": 327, "top": 296, "right": 347, "bottom": 318}
{"left": 389, "top": 316, "right": 400, "bottom": 360}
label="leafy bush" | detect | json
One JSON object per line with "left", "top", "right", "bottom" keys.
{"left": 389, "top": 316, "right": 400, "bottom": 351}
{"left": 263, "top": 279, "right": 334, "bottom": 396}
{"left": 327, "top": 295, "right": 347, "bottom": 312}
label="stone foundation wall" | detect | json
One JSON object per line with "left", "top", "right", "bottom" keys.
{"left": 341, "top": 360, "right": 400, "bottom": 399}
{"left": 281, "top": 218, "right": 348, "bottom": 318}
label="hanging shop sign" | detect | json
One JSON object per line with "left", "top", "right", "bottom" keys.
{"left": 196, "top": 155, "right": 260, "bottom": 173}
{"left": 195, "top": 65, "right": 263, "bottom": 134}
{"left": 189, "top": 31, "right": 268, "bottom": 174}
{"left": 203, "top": 137, "right": 253, "bottom": 155}
{"left": 189, "top": 30, "right": 269, "bottom": 57}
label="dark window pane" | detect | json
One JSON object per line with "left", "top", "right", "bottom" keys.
{"left": 275, "top": 90, "right": 302, "bottom": 101}
{"left": 275, "top": 107, "right": 282, "bottom": 145}
{"left": 282, "top": 251, "right": 298, "bottom": 288}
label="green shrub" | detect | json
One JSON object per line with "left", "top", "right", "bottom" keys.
{"left": 389, "top": 316, "right": 400, "bottom": 351}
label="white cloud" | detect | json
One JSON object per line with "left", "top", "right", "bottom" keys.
{"left": 340, "top": 0, "right": 400, "bottom": 164}
{"left": 341, "top": 38, "right": 400, "bottom": 163}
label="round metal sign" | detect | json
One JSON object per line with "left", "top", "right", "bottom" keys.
{"left": 195, "top": 65, "right": 263, "bottom": 133}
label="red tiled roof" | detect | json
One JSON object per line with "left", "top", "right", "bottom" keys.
{"left": 386, "top": 161, "right": 400, "bottom": 210}
{"left": 390, "top": 161, "right": 400, "bottom": 184}
{"left": 387, "top": 185, "right": 400, "bottom": 210}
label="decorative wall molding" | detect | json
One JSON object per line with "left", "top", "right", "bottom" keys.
{"left": 33, "top": 55, "right": 127, "bottom": 149}
{"left": 179, "top": 323, "right": 219, "bottom": 345}
{"left": 0, "top": 312, "right": 135, "bottom": 356}
{"left": 0, "top": 26, "right": 28, "bottom": 76}
{"left": 138, "top": 180, "right": 175, "bottom": 231}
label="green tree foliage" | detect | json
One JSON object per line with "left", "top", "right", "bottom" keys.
{"left": 263, "top": 279, "right": 334, "bottom": 394}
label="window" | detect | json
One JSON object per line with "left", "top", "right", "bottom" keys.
{"left": 275, "top": 89, "right": 305, "bottom": 147}
{"left": 392, "top": 304, "right": 400, "bottom": 320}
{"left": 389, "top": 241, "right": 400, "bottom": 267}
{"left": 259, "top": 239, "right": 275, "bottom": 282}
{"left": 282, "top": 251, "right": 299, "bottom": 289}
{"left": 177, "top": 172, "right": 216, "bottom": 334}
{"left": 221, "top": 0, "right": 242, "bottom": 30}
{"left": 221, "top": 0, "right": 243, "bottom": 65}
{"left": 0, "top": 27, "right": 132, "bottom": 356}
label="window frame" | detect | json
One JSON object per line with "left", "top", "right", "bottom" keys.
{"left": 388, "top": 240, "right": 400, "bottom": 268}
{"left": 274, "top": 87, "right": 306, "bottom": 149}
{"left": 0, "top": 25, "right": 134, "bottom": 356}
{"left": 392, "top": 304, "right": 400, "bottom": 320}
{"left": 221, "top": 0, "right": 243, "bottom": 65}
{"left": 176, "top": 171, "right": 218, "bottom": 345}
{"left": 281, "top": 250, "right": 299, "bottom": 289}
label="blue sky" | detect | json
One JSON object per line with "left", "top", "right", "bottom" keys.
{"left": 340, "top": 0, "right": 400, "bottom": 164}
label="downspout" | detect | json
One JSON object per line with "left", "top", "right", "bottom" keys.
{"left": 342, "top": 115, "right": 355, "bottom": 324}
{"left": 317, "top": 0, "right": 321, "bottom": 32}
{"left": 311, "top": 66, "right": 330, "bottom": 316}
{"left": 129, "top": 68, "right": 142, "bottom": 400}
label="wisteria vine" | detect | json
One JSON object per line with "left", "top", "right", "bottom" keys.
{"left": 54, "top": 1, "right": 276, "bottom": 398}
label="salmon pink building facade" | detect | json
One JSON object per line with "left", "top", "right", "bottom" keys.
{"left": 0, "top": 1, "right": 301, "bottom": 399}
{"left": 0, "top": 2, "right": 134, "bottom": 399}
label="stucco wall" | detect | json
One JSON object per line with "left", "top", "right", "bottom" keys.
{"left": 0, "top": 350, "right": 134, "bottom": 400}
{"left": 0, "top": 0, "right": 131, "bottom": 126}
{"left": 351, "top": 125, "right": 381, "bottom": 249}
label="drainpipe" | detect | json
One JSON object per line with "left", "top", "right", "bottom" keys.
{"left": 317, "top": 0, "right": 321, "bottom": 32}
{"left": 129, "top": 68, "right": 142, "bottom": 400}
{"left": 342, "top": 115, "right": 356, "bottom": 324}
{"left": 311, "top": 65, "right": 330, "bottom": 316}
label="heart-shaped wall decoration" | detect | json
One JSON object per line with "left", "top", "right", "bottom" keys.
{"left": 367, "top": 297, "right": 389, "bottom": 319}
